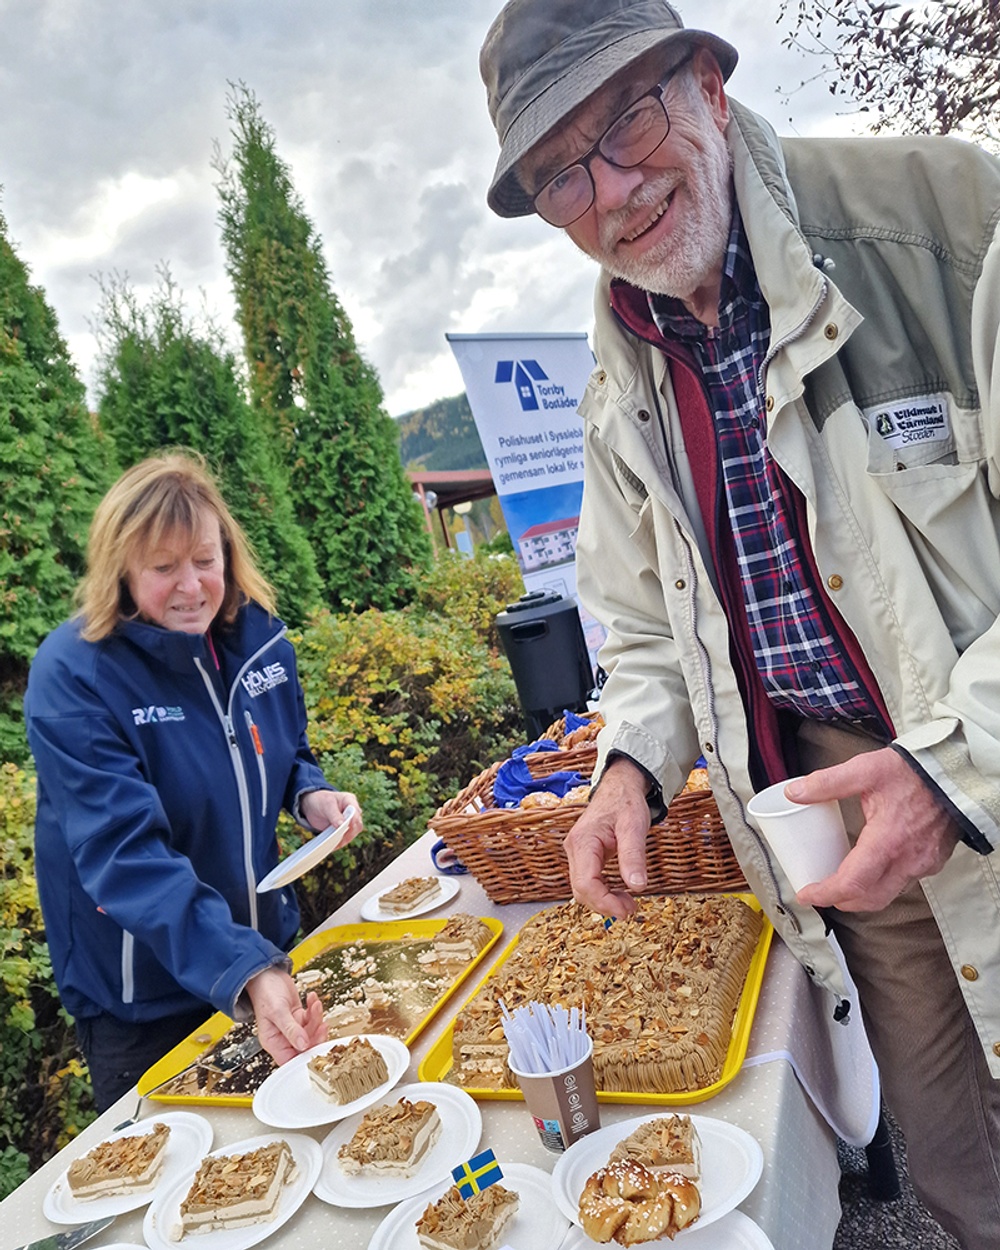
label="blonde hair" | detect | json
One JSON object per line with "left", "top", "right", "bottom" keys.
{"left": 77, "top": 451, "right": 276, "bottom": 642}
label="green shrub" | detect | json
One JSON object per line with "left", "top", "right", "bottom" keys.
{"left": 0, "top": 762, "right": 95, "bottom": 1198}
{"left": 413, "top": 549, "right": 524, "bottom": 653}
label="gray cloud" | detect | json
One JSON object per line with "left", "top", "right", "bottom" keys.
{"left": 0, "top": 0, "right": 865, "bottom": 414}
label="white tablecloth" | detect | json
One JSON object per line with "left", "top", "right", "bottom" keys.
{"left": 2, "top": 831, "right": 879, "bottom": 1250}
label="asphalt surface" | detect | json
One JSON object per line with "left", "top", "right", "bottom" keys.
{"left": 833, "top": 1110, "right": 960, "bottom": 1249}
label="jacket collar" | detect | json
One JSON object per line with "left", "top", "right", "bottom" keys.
{"left": 117, "top": 601, "right": 283, "bottom": 675}
{"left": 591, "top": 100, "right": 862, "bottom": 407}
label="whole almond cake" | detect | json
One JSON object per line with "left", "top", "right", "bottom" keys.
{"left": 450, "top": 894, "right": 762, "bottom": 1094}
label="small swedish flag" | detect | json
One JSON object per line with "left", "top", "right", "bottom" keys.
{"left": 452, "top": 1148, "right": 504, "bottom": 1198}
{"left": 602, "top": 915, "right": 615, "bottom": 930}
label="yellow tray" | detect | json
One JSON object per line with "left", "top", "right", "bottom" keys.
{"left": 139, "top": 916, "right": 504, "bottom": 1106}
{"left": 418, "top": 895, "right": 772, "bottom": 1105}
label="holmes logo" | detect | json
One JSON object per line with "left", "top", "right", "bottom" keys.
{"left": 132, "top": 705, "right": 185, "bottom": 725}
{"left": 242, "top": 661, "right": 288, "bottom": 698}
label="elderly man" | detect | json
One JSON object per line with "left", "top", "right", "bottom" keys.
{"left": 480, "top": 1, "right": 1000, "bottom": 1244}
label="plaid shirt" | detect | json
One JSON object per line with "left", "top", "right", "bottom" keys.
{"left": 649, "top": 211, "right": 883, "bottom": 725}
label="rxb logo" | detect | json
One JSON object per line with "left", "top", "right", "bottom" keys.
{"left": 495, "top": 359, "right": 548, "bottom": 411}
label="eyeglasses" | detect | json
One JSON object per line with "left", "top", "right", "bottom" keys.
{"left": 532, "top": 51, "right": 695, "bottom": 228}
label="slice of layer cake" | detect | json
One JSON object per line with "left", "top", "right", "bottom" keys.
{"left": 307, "top": 1036, "right": 389, "bottom": 1103}
{"left": 431, "top": 914, "right": 493, "bottom": 962}
{"left": 380, "top": 876, "right": 443, "bottom": 915}
{"left": 416, "top": 1182, "right": 519, "bottom": 1250}
{"left": 608, "top": 1114, "right": 702, "bottom": 1180}
{"left": 67, "top": 1122, "right": 171, "bottom": 1200}
{"left": 337, "top": 1097, "right": 441, "bottom": 1176}
{"left": 173, "top": 1140, "right": 297, "bottom": 1238}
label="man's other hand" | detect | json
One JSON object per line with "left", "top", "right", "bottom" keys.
{"left": 790, "top": 747, "right": 961, "bottom": 912}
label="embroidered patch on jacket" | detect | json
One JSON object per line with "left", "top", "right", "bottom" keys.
{"left": 865, "top": 394, "right": 951, "bottom": 451}
{"left": 132, "top": 705, "right": 185, "bottom": 725}
{"left": 241, "top": 661, "right": 288, "bottom": 698}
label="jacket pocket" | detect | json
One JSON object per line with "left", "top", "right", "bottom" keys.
{"left": 869, "top": 460, "right": 1000, "bottom": 646}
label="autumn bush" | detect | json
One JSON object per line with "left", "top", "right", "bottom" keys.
{"left": 1, "top": 762, "right": 96, "bottom": 1196}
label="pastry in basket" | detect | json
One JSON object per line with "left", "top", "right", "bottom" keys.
{"left": 681, "top": 767, "right": 711, "bottom": 793}
{"left": 67, "top": 1122, "right": 171, "bottom": 1200}
{"left": 416, "top": 1181, "right": 519, "bottom": 1250}
{"left": 578, "top": 1159, "right": 700, "bottom": 1244}
{"left": 307, "top": 1036, "right": 388, "bottom": 1103}
{"left": 518, "top": 790, "right": 561, "bottom": 809}
{"left": 608, "top": 1115, "right": 701, "bottom": 1180}
{"left": 562, "top": 713, "right": 604, "bottom": 747}
{"left": 450, "top": 895, "right": 762, "bottom": 1095}
{"left": 172, "top": 1140, "right": 297, "bottom": 1237}
{"left": 338, "top": 1096, "right": 442, "bottom": 1176}
{"left": 379, "top": 876, "right": 443, "bottom": 914}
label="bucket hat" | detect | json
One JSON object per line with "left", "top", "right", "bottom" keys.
{"left": 481, "top": 0, "right": 738, "bottom": 217}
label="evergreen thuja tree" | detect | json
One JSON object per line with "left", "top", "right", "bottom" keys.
{"left": 214, "top": 86, "right": 431, "bottom": 612}
{"left": 95, "top": 273, "right": 322, "bottom": 626}
{"left": 0, "top": 207, "right": 113, "bottom": 760}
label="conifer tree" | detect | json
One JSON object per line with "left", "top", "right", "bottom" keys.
{"left": 0, "top": 207, "right": 112, "bottom": 758}
{"left": 214, "top": 86, "right": 431, "bottom": 612}
{"left": 95, "top": 273, "right": 322, "bottom": 626}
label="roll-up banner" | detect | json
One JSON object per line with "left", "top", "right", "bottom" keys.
{"left": 447, "top": 331, "right": 607, "bottom": 670}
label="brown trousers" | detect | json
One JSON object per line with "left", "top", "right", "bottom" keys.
{"left": 797, "top": 719, "right": 1000, "bottom": 1249}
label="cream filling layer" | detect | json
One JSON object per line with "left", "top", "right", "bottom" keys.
{"left": 339, "top": 1115, "right": 441, "bottom": 1177}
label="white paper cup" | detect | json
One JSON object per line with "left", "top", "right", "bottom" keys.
{"left": 508, "top": 1036, "right": 600, "bottom": 1153}
{"left": 747, "top": 777, "right": 851, "bottom": 892}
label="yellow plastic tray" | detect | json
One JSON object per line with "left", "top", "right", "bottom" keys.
{"left": 418, "top": 895, "right": 772, "bottom": 1105}
{"left": 138, "top": 916, "right": 504, "bottom": 1106}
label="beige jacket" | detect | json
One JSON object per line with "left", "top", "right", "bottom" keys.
{"left": 576, "top": 101, "right": 1000, "bottom": 1072}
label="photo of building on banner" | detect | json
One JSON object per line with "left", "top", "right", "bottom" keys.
{"left": 446, "top": 332, "right": 607, "bottom": 672}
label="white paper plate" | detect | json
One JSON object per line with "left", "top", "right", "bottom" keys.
{"left": 551, "top": 1114, "right": 763, "bottom": 1236}
{"left": 558, "top": 1208, "right": 775, "bottom": 1249}
{"left": 359, "top": 875, "right": 460, "bottom": 922}
{"left": 256, "top": 807, "right": 355, "bottom": 892}
{"left": 313, "top": 1081, "right": 482, "bottom": 1207}
{"left": 143, "top": 1132, "right": 321, "bottom": 1250}
{"left": 252, "top": 1034, "right": 409, "bottom": 1129}
{"left": 367, "top": 1162, "right": 567, "bottom": 1250}
{"left": 90, "top": 1243, "right": 151, "bottom": 1250}
{"left": 43, "top": 1111, "right": 214, "bottom": 1223}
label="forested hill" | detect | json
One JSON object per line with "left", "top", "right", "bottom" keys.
{"left": 395, "top": 393, "right": 488, "bottom": 471}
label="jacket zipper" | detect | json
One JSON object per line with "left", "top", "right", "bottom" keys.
{"left": 194, "top": 625, "right": 286, "bottom": 930}
{"left": 245, "top": 709, "right": 268, "bottom": 816}
{"left": 121, "top": 930, "right": 134, "bottom": 1004}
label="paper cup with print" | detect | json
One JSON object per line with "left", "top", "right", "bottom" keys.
{"left": 508, "top": 1037, "right": 601, "bottom": 1153}
{"left": 747, "top": 776, "right": 851, "bottom": 892}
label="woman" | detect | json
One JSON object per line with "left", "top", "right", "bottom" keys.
{"left": 25, "top": 451, "right": 363, "bottom": 1110}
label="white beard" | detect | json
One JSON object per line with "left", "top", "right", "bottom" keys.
{"left": 582, "top": 101, "right": 734, "bottom": 300}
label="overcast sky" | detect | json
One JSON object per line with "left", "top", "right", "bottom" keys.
{"left": 0, "top": 0, "right": 865, "bottom": 417}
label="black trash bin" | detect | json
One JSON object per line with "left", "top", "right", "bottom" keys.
{"left": 495, "top": 590, "right": 595, "bottom": 740}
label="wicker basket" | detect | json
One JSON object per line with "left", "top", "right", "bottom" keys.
{"left": 429, "top": 757, "right": 747, "bottom": 906}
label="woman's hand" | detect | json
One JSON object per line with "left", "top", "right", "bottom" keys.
{"left": 299, "top": 789, "right": 363, "bottom": 849}
{"left": 246, "top": 966, "right": 327, "bottom": 1064}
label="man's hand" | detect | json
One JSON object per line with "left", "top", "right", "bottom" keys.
{"left": 565, "top": 757, "right": 652, "bottom": 918}
{"left": 299, "top": 790, "right": 363, "bottom": 849}
{"left": 790, "top": 747, "right": 961, "bottom": 912}
{"left": 246, "top": 966, "right": 327, "bottom": 1065}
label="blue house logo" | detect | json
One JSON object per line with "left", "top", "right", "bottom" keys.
{"left": 495, "top": 359, "right": 548, "bottom": 411}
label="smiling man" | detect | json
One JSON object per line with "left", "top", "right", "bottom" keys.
{"left": 480, "top": 1, "right": 1000, "bottom": 1244}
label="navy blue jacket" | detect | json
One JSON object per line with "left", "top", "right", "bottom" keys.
{"left": 25, "top": 601, "right": 331, "bottom": 1024}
